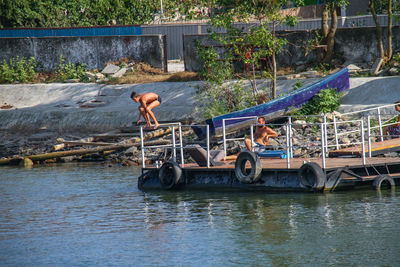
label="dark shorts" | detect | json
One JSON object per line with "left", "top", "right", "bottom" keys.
{"left": 252, "top": 141, "right": 265, "bottom": 153}
{"left": 388, "top": 125, "right": 400, "bottom": 136}
{"left": 157, "top": 96, "right": 162, "bottom": 104}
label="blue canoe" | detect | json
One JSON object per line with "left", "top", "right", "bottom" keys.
{"left": 193, "top": 67, "right": 350, "bottom": 137}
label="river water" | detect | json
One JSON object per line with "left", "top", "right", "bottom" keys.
{"left": 1, "top": 163, "right": 399, "bottom": 266}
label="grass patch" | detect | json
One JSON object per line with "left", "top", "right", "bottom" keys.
{"left": 108, "top": 71, "right": 200, "bottom": 84}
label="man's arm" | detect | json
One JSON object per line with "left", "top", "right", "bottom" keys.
{"left": 266, "top": 127, "right": 278, "bottom": 138}
{"left": 262, "top": 127, "right": 278, "bottom": 144}
{"left": 139, "top": 98, "right": 148, "bottom": 110}
{"left": 136, "top": 113, "right": 142, "bottom": 124}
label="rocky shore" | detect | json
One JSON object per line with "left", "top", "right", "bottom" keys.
{"left": 1, "top": 75, "right": 400, "bottom": 166}
{"left": 1, "top": 110, "right": 398, "bottom": 168}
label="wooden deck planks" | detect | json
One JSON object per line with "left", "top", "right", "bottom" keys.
{"left": 328, "top": 138, "right": 400, "bottom": 157}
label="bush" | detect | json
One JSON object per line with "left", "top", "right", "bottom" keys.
{"left": 295, "top": 88, "right": 342, "bottom": 116}
{"left": 313, "top": 63, "right": 335, "bottom": 75}
{"left": 0, "top": 57, "right": 37, "bottom": 83}
{"left": 393, "top": 52, "right": 400, "bottom": 63}
{"left": 293, "top": 80, "right": 302, "bottom": 90}
{"left": 196, "top": 81, "right": 257, "bottom": 119}
{"left": 54, "top": 56, "right": 88, "bottom": 82}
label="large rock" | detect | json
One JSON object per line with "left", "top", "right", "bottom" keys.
{"left": 102, "top": 64, "right": 120, "bottom": 75}
{"left": 112, "top": 67, "right": 127, "bottom": 78}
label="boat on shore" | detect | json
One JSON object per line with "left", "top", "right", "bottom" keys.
{"left": 193, "top": 67, "right": 350, "bottom": 138}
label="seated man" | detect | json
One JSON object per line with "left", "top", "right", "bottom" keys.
{"left": 223, "top": 116, "right": 278, "bottom": 160}
{"left": 383, "top": 101, "right": 400, "bottom": 139}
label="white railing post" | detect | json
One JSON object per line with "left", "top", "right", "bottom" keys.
{"left": 250, "top": 124, "right": 254, "bottom": 152}
{"left": 172, "top": 126, "right": 176, "bottom": 162}
{"left": 360, "top": 120, "right": 366, "bottom": 165}
{"left": 206, "top": 125, "right": 210, "bottom": 168}
{"left": 222, "top": 119, "right": 227, "bottom": 157}
{"left": 285, "top": 124, "right": 290, "bottom": 169}
{"left": 179, "top": 123, "right": 184, "bottom": 166}
{"left": 323, "top": 115, "right": 328, "bottom": 155}
{"left": 333, "top": 116, "right": 339, "bottom": 150}
{"left": 288, "top": 116, "right": 293, "bottom": 158}
{"left": 378, "top": 107, "right": 384, "bottom": 142}
{"left": 140, "top": 126, "right": 145, "bottom": 168}
{"left": 367, "top": 115, "right": 372, "bottom": 158}
{"left": 320, "top": 123, "right": 326, "bottom": 169}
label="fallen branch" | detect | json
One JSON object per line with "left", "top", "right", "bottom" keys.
{"left": 1, "top": 127, "right": 174, "bottom": 166}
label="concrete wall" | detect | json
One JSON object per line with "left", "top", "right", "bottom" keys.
{"left": 346, "top": 0, "right": 369, "bottom": 16}
{"left": 0, "top": 35, "right": 167, "bottom": 71}
{"left": 184, "top": 26, "right": 400, "bottom": 72}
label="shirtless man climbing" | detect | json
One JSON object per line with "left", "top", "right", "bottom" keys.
{"left": 131, "top": 91, "right": 161, "bottom": 129}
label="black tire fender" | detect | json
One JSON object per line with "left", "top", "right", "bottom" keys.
{"left": 373, "top": 175, "right": 395, "bottom": 190}
{"left": 298, "top": 162, "right": 326, "bottom": 190}
{"left": 234, "top": 151, "right": 262, "bottom": 184}
{"left": 158, "top": 161, "right": 182, "bottom": 190}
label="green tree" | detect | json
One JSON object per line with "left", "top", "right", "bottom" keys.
{"left": 192, "top": 0, "right": 304, "bottom": 118}
{"left": 0, "top": 0, "right": 161, "bottom": 28}
{"left": 203, "top": 0, "right": 303, "bottom": 100}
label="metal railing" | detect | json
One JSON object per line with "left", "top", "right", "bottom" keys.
{"left": 140, "top": 123, "right": 211, "bottom": 168}
{"left": 333, "top": 104, "right": 399, "bottom": 155}
{"left": 323, "top": 119, "right": 366, "bottom": 165}
{"left": 221, "top": 115, "right": 371, "bottom": 169}
{"left": 339, "top": 103, "right": 399, "bottom": 141}
{"left": 140, "top": 104, "right": 399, "bottom": 169}
{"left": 222, "top": 116, "right": 258, "bottom": 156}
{"left": 221, "top": 118, "right": 317, "bottom": 168}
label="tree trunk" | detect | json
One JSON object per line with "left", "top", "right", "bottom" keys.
{"left": 318, "top": 5, "right": 329, "bottom": 61}
{"left": 272, "top": 22, "right": 277, "bottom": 99}
{"left": 251, "top": 61, "right": 258, "bottom": 98}
{"left": 388, "top": 0, "right": 393, "bottom": 59}
{"left": 321, "top": 5, "right": 329, "bottom": 38}
{"left": 369, "top": 0, "right": 385, "bottom": 59}
{"left": 323, "top": 7, "right": 337, "bottom": 63}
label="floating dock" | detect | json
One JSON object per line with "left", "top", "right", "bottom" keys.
{"left": 138, "top": 104, "right": 400, "bottom": 193}
{"left": 138, "top": 156, "right": 400, "bottom": 192}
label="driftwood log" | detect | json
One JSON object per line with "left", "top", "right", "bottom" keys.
{"left": 0, "top": 127, "right": 173, "bottom": 166}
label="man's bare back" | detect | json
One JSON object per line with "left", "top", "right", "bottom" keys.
{"left": 131, "top": 91, "right": 161, "bottom": 129}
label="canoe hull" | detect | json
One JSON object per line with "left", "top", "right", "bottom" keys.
{"left": 194, "top": 67, "right": 350, "bottom": 137}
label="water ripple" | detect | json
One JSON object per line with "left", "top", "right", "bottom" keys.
{"left": 1, "top": 164, "right": 399, "bottom": 266}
